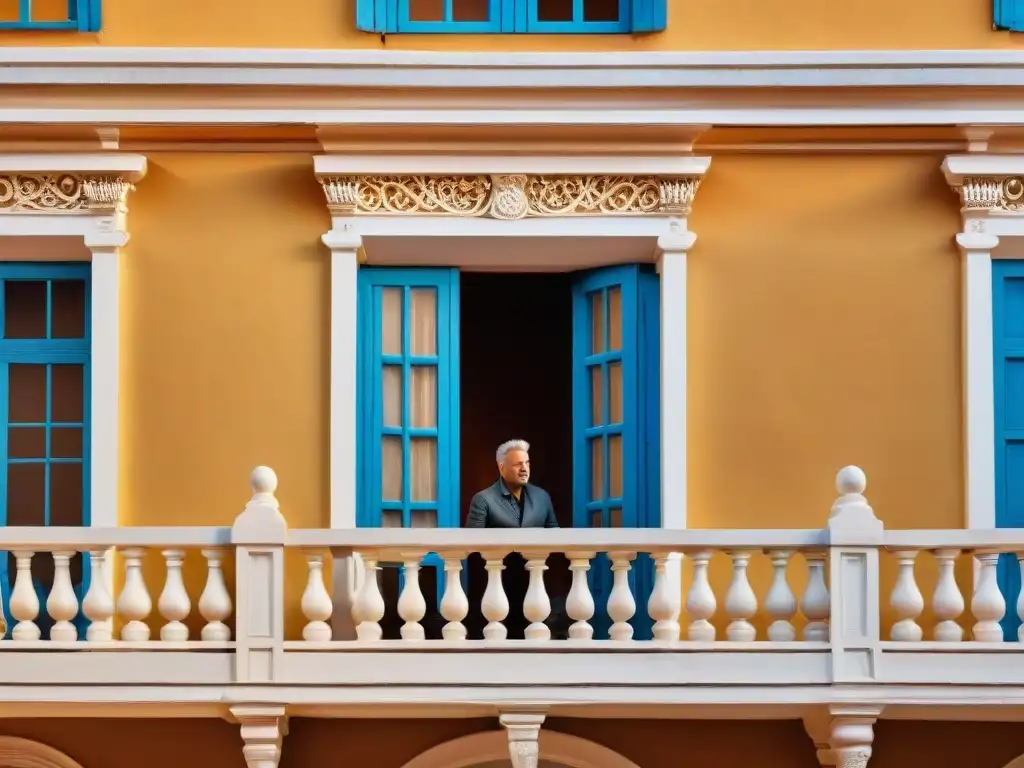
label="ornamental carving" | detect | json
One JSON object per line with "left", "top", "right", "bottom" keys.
{"left": 319, "top": 174, "right": 702, "bottom": 218}
{"left": 957, "top": 176, "right": 1024, "bottom": 213}
{"left": 0, "top": 174, "right": 134, "bottom": 214}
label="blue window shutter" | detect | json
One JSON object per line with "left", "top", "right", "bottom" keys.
{"left": 995, "top": 0, "right": 1024, "bottom": 31}
{"left": 570, "top": 264, "right": 659, "bottom": 639}
{"left": 630, "top": 0, "right": 666, "bottom": 32}
{"left": 77, "top": 0, "right": 101, "bottom": 31}
{"left": 0, "top": 263, "right": 92, "bottom": 640}
{"left": 356, "top": 0, "right": 386, "bottom": 33}
{"left": 992, "top": 260, "right": 1024, "bottom": 640}
{"left": 356, "top": 267, "right": 461, "bottom": 617}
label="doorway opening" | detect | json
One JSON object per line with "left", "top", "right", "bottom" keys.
{"left": 460, "top": 272, "right": 574, "bottom": 639}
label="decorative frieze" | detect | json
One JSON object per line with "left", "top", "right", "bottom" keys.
{"left": 319, "top": 173, "right": 702, "bottom": 218}
{"left": 951, "top": 176, "right": 1024, "bottom": 213}
{"left": 0, "top": 173, "right": 135, "bottom": 214}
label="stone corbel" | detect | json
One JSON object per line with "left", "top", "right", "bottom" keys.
{"left": 499, "top": 712, "right": 546, "bottom": 768}
{"left": 231, "top": 704, "right": 289, "bottom": 768}
{"left": 829, "top": 705, "right": 883, "bottom": 768}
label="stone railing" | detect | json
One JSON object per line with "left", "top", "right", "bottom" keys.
{"left": 1, "top": 465, "right": 1023, "bottom": 693}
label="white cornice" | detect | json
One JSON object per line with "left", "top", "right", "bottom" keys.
{"left": 6, "top": 47, "right": 1024, "bottom": 88}
{"left": 312, "top": 154, "right": 711, "bottom": 175}
{"left": 0, "top": 153, "right": 147, "bottom": 179}
{"left": 943, "top": 154, "right": 1024, "bottom": 184}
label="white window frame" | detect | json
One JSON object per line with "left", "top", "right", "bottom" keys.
{"left": 0, "top": 153, "right": 147, "bottom": 529}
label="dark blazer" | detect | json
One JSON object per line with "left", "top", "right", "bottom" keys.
{"left": 465, "top": 479, "right": 558, "bottom": 529}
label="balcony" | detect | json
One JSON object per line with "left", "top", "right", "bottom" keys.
{"left": 0, "top": 465, "right": 1021, "bottom": 720}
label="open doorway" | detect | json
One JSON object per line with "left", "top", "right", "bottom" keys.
{"left": 459, "top": 272, "right": 574, "bottom": 528}
{"left": 460, "top": 272, "right": 574, "bottom": 639}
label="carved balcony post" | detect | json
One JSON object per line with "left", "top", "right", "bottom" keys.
{"left": 829, "top": 705, "right": 882, "bottom": 768}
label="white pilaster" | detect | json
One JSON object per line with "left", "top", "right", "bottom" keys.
{"left": 323, "top": 227, "right": 362, "bottom": 640}
{"left": 84, "top": 235, "right": 126, "bottom": 529}
{"left": 957, "top": 228, "right": 1000, "bottom": 531}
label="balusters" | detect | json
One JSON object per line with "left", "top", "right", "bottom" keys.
{"left": 565, "top": 551, "right": 595, "bottom": 640}
{"left": 971, "top": 552, "right": 1006, "bottom": 642}
{"left": 523, "top": 553, "right": 551, "bottom": 641}
{"left": 440, "top": 554, "right": 469, "bottom": 641}
{"left": 801, "top": 552, "right": 830, "bottom": 641}
{"left": 118, "top": 548, "right": 153, "bottom": 641}
{"left": 199, "top": 548, "right": 233, "bottom": 641}
{"left": 649, "top": 553, "right": 680, "bottom": 642}
{"left": 301, "top": 552, "right": 333, "bottom": 642}
{"left": 83, "top": 548, "right": 114, "bottom": 642}
{"left": 47, "top": 551, "right": 80, "bottom": 642}
{"left": 764, "top": 550, "right": 797, "bottom": 641}
{"left": 724, "top": 551, "right": 757, "bottom": 641}
{"left": 397, "top": 554, "right": 427, "bottom": 641}
{"left": 481, "top": 552, "right": 509, "bottom": 641}
{"left": 1018, "top": 554, "right": 1024, "bottom": 643}
{"left": 10, "top": 551, "right": 40, "bottom": 641}
{"left": 686, "top": 550, "right": 716, "bottom": 641}
{"left": 158, "top": 550, "right": 191, "bottom": 641}
{"left": 608, "top": 553, "right": 637, "bottom": 641}
{"left": 889, "top": 550, "right": 924, "bottom": 642}
{"left": 932, "top": 549, "right": 964, "bottom": 642}
{"left": 351, "top": 554, "right": 385, "bottom": 641}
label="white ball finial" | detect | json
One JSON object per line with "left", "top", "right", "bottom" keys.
{"left": 835, "top": 465, "right": 866, "bottom": 495}
{"left": 251, "top": 466, "right": 278, "bottom": 495}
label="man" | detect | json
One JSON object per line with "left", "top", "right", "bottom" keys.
{"left": 464, "top": 439, "right": 560, "bottom": 639}
{"left": 466, "top": 439, "right": 558, "bottom": 529}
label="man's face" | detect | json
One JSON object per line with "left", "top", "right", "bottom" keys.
{"left": 500, "top": 449, "right": 531, "bottom": 487}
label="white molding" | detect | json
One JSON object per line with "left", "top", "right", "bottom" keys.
{"left": 313, "top": 155, "right": 711, "bottom": 176}
{"left": 0, "top": 153, "right": 147, "bottom": 529}
{"left": 15, "top": 48, "right": 1024, "bottom": 90}
{"left": 0, "top": 737, "right": 88, "bottom": 768}
{"left": 400, "top": 730, "right": 639, "bottom": 768}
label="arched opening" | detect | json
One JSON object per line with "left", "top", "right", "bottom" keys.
{"left": 0, "top": 736, "right": 88, "bottom": 768}
{"left": 399, "top": 729, "right": 639, "bottom": 768}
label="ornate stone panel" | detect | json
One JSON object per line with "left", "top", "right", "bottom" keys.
{"left": 319, "top": 174, "right": 702, "bottom": 218}
{"left": 0, "top": 174, "right": 136, "bottom": 215}
{"left": 954, "top": 176, "right": 1024, "bottom": 213}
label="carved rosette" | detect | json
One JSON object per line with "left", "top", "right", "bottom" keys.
{"left": 0, "top": 173, "right": 135, "bottom": 214}
{"left": 957, "top": 176, "right": 1024, "bottom": 212}
{"left": 318, "top": 173, "right": 703, "bottom": 218}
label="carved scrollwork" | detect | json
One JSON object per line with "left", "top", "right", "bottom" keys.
{"left": 319, "top": 173, "right": 703, "bottom": 218}
{"left": 0, "top": 173, "right": 134, "bottom": 214}
{"left": 959, "top": 176, "right": 1024, "bottom": 212}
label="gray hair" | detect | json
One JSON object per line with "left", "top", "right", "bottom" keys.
{"left": 496, "top": 439, "right": 530, "bottom": 465}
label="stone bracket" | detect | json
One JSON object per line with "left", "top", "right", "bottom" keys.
{"left": 828, "top": 704, "right": 883, "bottom": 768}
{"left": 231, "top": 704, "right": 289, "bottom": 768}
{"left": 500, "top": 711, "right": 546, "bottom": 768}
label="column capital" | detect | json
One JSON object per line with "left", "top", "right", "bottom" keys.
{"left": 231, "top": 704, "right": 289, "bottom": 768}
{"left": 499, "top": 711, "right": 546, "bottom": 768}
{"left": 956, "top": 230, "right": 1000, "bottom": 253}
{"left": 322, "top": 228, "right": 363, "bottom": 252}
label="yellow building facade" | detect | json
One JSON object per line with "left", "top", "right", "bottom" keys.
{"left": 1, "top": 1, "right": 1024, "bottom": 767}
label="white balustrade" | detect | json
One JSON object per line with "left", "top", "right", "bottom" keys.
{"left": 889, "top": 550, "right": 924, "bottom": 642}
{"left": 522, "top": 553, "right": 551, "bottom": 641}
{"left": 765, "top": 549, "right": 797, "bottom": 641}
{"left": 301, "top": 552, "right": 333, "bottom": 642}
{"left": 397, "top": 554, "right": 427, "bottom": 641}
{"left": 608, "top": 553, "right": 637, "bottom": 641}
{"left": 932, "top": 549, "right": 964, "bottom": 642}
{"left": 158, "top": 549, "right": 191, "bottom": 641}
{"left": 10, "top": 551, "right": 40, "bottom": 641}
{"left": 47, "top": 551, "right": 80, "bottom": 642}
{"left": 801, "top": 553, "right": 830, "bottom": 641}
{"left": 686, "top": 550, "right": 716, "bottom": 641}
{"left": 972, "top": 552, "right": 1006, "bottom": 642}
{"left": 565, "top": 551, "right": 596, "bottom": 640}
{"left": 83, "top": 548, "right": 114, "bottom": 642}
{"left": 649, "top": 553, "right": 680, "bottom": 642}
{"left": 481, "top": 552, "right": 510, "bottom": 641}
{"left": 440, "top": 554, "right": 470, "bottom": 641}
{"left": 199, "top": 548, "right": 233, "bottom": 641}
{"left": 724, "top": 551, "right": 758, "bottom": 642}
